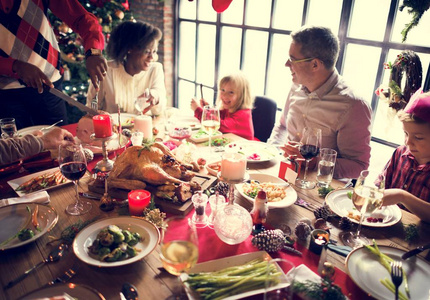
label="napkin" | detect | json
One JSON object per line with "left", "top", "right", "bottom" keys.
{"left": 327, "top": 244, "right": 353, "bottom": 257}
{"left": 291, "top": 264, "right": 321, "bottom": 284}
{"left": 0, "top": 191, "right": 50, "bottom": 208}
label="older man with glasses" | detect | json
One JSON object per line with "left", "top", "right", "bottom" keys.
{"left": 268, "top": 25, "right": 372, "bottom": 180}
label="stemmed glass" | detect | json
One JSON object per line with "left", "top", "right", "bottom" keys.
{"left": 159, "top": 217, "right": 199, "bottom": 276}
{"left": 58, "top": 144, "right": 92, "bottom": 215}
{"left": 201, "top": 105, "right": 220, "bottom": 152}
{"left": 134, "top": 88, "right": 150, "bottom": 115}
{"left": 295, "top": 127, "right": 322, "bottom": 189}
{"left": 340, "top": 170, "right": 385, "bottom": 248}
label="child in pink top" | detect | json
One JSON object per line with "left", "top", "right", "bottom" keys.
{"left": 191, "top": 72, "right": 254, "bottom": 140}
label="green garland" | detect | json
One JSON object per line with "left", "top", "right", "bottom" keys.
{"left": 399, "top": 0, "right": 430, "bottom": 42}
{"left": 292, "top": 278, "right": 347, "bottom": 300}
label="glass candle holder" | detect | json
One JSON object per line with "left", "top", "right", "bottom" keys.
{"left": 220, "top": 152, "right": 247, "bottom": 183}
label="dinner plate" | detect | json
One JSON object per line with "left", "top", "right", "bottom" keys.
{"left": 168, "top": 115, "right": 201, "bottom": 130}
{"left": 19, "top": 283, "right": 105, "bottom": 300}
{"left": 325, "top": 189, "right": 402, "bottom": 227}
{"left": 236, "top": 173, "right": 297, "bottom": 208}
{"left": 73, "top": 216, "right": 160, "bottom": 268}
{"left": 8, "top": 167, "right": 72, "bottom": 197}
{"left": 111, "top": 113, "right": 137, "bottom": 128}
{"left": 17, "top": 125, "right": 60, "bottom": 137}
{"left": 346, "top": 245, "right": 430, "bottom": 300}
{"left": 180, "top": 251, "right": 290, "bottom": 300}
{"left": 0, "top": 203, "right": 58, "bottom": 251}
{"left": 225, "top": 141, "right": 279, "bottom": 162}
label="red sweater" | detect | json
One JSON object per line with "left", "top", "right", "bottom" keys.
{"left": 194, "top": 108, "right": 254, "bottom": 140}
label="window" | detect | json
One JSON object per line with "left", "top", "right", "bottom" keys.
{"left": 175, "top": 0, "right": 430, "bottom": 148}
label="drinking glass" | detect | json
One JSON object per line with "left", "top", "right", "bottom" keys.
{"left": 264, "top": 259, "right": 296, "bottom": 300}
{"left": 201, "top": 105, "right": 220, "bottom": 152}
{"left": 340, "top": 170, "right": 385, "bottom": 248}
{"left": 295, "top": 127, "right": 322, "bottom": 189}
{"left": 134, "top": 88, "right": 150, "bottom": 115}
{"left": 316, "top": 148, "right": 337, "bottom": 188}
{"left": 160, "top": 217, "right": 199, "bottom": 276}
{"left": 0, "top": 118, "right": 17, "bottom": 139}
{"left": 58, "top": 144, "right": 92, "bottom": 215}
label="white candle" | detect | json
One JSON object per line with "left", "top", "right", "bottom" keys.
{"left": 221, "top": 153, "right": 246, "bottom": 181}
{"left": 134, "top": 115, "right": 153, "bottom": 139}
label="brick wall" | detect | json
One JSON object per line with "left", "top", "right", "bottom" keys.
{"left": 130, "top": 0, "right": 175, "bottom": 107}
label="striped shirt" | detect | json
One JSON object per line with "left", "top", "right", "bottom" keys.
{"left": 380, "top": 145, "right": 430, "bottom": 202}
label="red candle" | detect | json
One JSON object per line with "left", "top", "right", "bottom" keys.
{"left": 92, "top": 115, "right": 112, "bottom": 138}
{"left": 128, "top": 190, "right": 151, "bottom": 216}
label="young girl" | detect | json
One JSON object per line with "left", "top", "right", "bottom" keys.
{"left": 378, "top": 89, "right": 430, "bottom": 222}
{"left": 191, "top": 72, "right": 254, "bottom": 140}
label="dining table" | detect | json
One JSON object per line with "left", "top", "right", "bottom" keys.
{"left": 1, "top": 120, "right": 430, "bottom": 300}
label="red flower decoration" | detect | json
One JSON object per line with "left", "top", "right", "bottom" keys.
{"left": 122, "top": 0, "right": 130, "bottom": 11}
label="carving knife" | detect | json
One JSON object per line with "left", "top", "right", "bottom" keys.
{"left": 401, "top": 242, "right": 430, "bottom": 260}
{"left": 45, "top": 86, "right": 99, "bottom": 116}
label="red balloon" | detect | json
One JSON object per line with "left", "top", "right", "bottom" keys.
{"left": 212, "top": 0, "right": 233, "bottom": 13}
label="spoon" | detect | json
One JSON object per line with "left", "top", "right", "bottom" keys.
{"left": 4, "top": 243, "right": 68, "bottom": 289}
{"left": 40, "top": 119, "right": 63, "bottom": 131}
{"left": 120, "top": 282, "right": 139, "bottom": 300}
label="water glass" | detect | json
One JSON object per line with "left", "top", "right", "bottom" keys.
{"left": 0, "top": 118, "right": 17, "bottom": 139}
{"left": 264, "top": 258, "right": 296, "bottom": 300}
{"left": 208, "top": 193, "right": 226, "bottom": 228}
{"left": 316, "top": 148, "right": 337, "bottom": 188}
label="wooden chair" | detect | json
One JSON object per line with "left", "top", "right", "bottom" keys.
{"left": 252, "top": 96, "right": 277, "bottom": 142}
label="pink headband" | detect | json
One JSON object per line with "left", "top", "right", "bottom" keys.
{"left": 404, "top": 88, "right": 430, "bottom": 123}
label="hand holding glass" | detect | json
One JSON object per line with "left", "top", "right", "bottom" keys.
{"left": 58, "top": 144, "right": 92, "bottom": 215}
{"left": 295, "top": 127, "right": 322, "bottom": 189}
{"left": 134, "top": 88, "right": 150, "bottom": 115}
{"left": 340, "top": 170, "right": 385, "bottom": 248}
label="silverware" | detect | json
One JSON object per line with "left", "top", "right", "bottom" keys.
{"left": 401, "top": 242, "right": 430, "bottom": 260}
{"left": 45, "top": 86, "right": 98, "bottom": 116}
{"left": 40, "top": 120, "right": 63, "bottom": 131}
{"left": 120, "top": 282, "right": 139, "bottom": 300}
{"left": 91, "top": 79, "right": 99, "bottom": 112}
{"left": 390, "top": 261, "right": 403, "bottom": 300}
{"left": 79, "top": 192, "right": 101, "bottom": 200}
{"left": 4, "top": 244, "right": 68, "bottom": 289}
{"left": 45, "top": 265, "right": 78, "bottom": 286}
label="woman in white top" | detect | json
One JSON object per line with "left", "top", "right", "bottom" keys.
{"left": 87, "top": 21, "right": 166, "bottom": 115}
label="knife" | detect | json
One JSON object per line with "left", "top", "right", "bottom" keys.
{"left": 401, "top": 242, "right": 430, "bottom": 260}
{"left": 45, "top": 86, "right": 99, "bottom": 116}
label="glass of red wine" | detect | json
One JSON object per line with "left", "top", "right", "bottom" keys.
{"left": 295, "top": 127, "right": 322, "bottom": 189}
{"left": 58, "top": 144, "right": 92, "bottom": 215}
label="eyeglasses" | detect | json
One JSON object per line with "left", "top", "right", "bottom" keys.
{"left": 287, "top": 57, "right": 315, "bottom": 64}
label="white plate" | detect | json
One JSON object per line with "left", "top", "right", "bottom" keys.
{"left": 19, "top": 283, "right": 105, "bottom": 300}
{"left": 17, "top": 125, "right": 60, "bottom": 137}
{"left": 180, "top": 251, "right": 290, "bottom": 300}
{"left": 206, "top": 160, "right": 221, "bottom": 176}
{"left": 7, "top": 167, "right": 72, "bottom": 197}
{"left": 73, "top": 216, "right": 160, "bottom": 268}
{"left": 346, "top": 245, "right": 430, "bottom": 300}
{"left": 0, "top": 203, "right": 58, "bottom": 250}
{"left": 168, "top": 115, "right": 201, "bottom": 130}
{"left": 190, "top": 129, "right": 223, "bottom": 143}
{"left": 225, "top": 141, "right": 279, "bottom": 162}
{"left": 325, "top": 189, "right": 402, "bottom": 227}
{"left": 111, "top": 113, "right": 137, "bottom": 128}
{"left": 236, "top": 173, "right": 297, "bottom": 208}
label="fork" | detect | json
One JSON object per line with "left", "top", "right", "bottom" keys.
{"left": 91, "top": 79, "right": 99, "bottom": 111}
{"left": 390, "top": 261, "right": 403, "bottom": 300}
{"left": 46, "top": 265, "right": 77, "bottom": 286}
{"left": 40, "top": 120, "right": 63, "bottom": 131}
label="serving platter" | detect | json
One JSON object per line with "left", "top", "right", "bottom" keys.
{"left": 224, "top": 141, "right": 279, "bottom": 162}
{"left": 0, "top": 203, "right": 58, "bottom": 251}
{"left": 7, "top": 167, "right": 72, "bottom": 197}
{"left": 73, "top": 216, "right": 160, "bottom": 268}
{"left": 180, "top": 251, "right": 290, "bottom": 300}
{"left": 236, "top": 173, "right": 297, "bottom": 208}
{"left": 346, "top": 245, "right": 430, "bottom": 300}
{"left": 19, "top": 283, "right": 105, "bottom": 300}
{"left": 325, "top": 189, "right": 402, "bottom": 227}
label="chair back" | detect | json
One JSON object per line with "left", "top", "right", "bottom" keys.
{"left": 252, "top": 96, "right": 277, "bottom": 142}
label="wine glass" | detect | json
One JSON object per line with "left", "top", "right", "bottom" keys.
{"left": 58, "top": 144, "right": 92, "bottom": 215}
{"left": 159, "top": 216, "right": 199, "bottom": 276}
{"left": 134, "top": 88, "right": 150, "bottom": 115}
{"left": 201, "top": 105, "right": 220, "bottom": 153}
{"left": 295, "top": 127, "right": 322, "bottom": 189}
{"left": 340, "top": 170, "right": 385, "bottom": 248}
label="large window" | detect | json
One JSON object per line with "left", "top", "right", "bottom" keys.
{"left": 174, "top": 0, "right": 430, "bottom": 147}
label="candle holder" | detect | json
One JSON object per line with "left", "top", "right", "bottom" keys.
{"left": 91, "top": 133, "right": 115, "bottom": 172}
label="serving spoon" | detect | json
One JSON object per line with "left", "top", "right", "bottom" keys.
{"left": 4, "top": 243, "right": 68, "bottom": 289}
{"left": 40, "top": 119, "right": 63, "bottom": 131}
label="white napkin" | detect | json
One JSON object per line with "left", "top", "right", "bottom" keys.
{"left": 291, "top": 264, "right": 321, "bottom": 284}
{"left": 0, "top": 191, "right": 50, "bottom": 208}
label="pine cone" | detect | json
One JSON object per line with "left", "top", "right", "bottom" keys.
{"left": 252, "top": 229, "right": 285, "bottom": 252}
{"left": 83, "top": 148, "right": 94, "bottom": 162}
{"left": 295, "top": 222, "right": 311, "bottom": 240}
{"left": 313, "top": 205, "right": 332, "bottom": 220}
{"left": 215, "top": 181, "right": 229, "bottom": 198}
{"left": 339, "top": 217, "right": 353, "bottom": 230}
